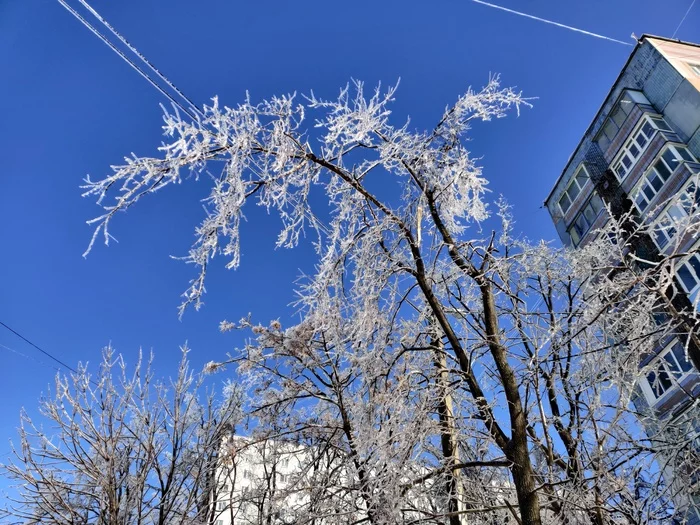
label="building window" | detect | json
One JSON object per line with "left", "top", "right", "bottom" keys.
{"left": 568, "top": 193, "right": 605, "bottom": 245}
{"left": 243, "top": 469, "right": 252, "bottom": 479}
{"left": 215, "top": 521, "right": 224, "bottom": 525}
{"left": 280, "top": 458, "right": 289, "bottom": 468}
{"left": 611, "top": 117, "right": 667, "bottom": 180}
{"left": 652, "top": 201, "right": 688, "bottom": 250}
{"left": 217, "top": 500, "right": 228, "bottom": 511}
{"left": 277, "top": 472, "right": 286, "bottom": 483}
{"left": 652, "top": 180, "right": 700, "bottom": 250}
{"left": 595, "top": 90, "right": 649, "bottom": 151}
{"left": 677, "top": 252, "right": 700, "bottom": 307}
{"left": 649, "top": 116, "right": 672, "bottom": 133}
{"left": 633, "top": 145, "right": 695, "bottom": 213}
{"left": 669, "top": 412, "right": 700, "bottom": 450}
{"left": 644, "top": 340, "right": 693, "bottom": 401}
{"left": 688, "top": 62, "right": 700, "bottom": 77}
{"left": 558, "top": 165, "right": 589, "bottom": 214}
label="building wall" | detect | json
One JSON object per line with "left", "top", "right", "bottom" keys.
{"left": 212, "top": 438, "right": 316, "bottom": 525}
{"left": 546, "top": 37, "right": 700, "bottom": 247}
{"left": 545, "top": 36, "right": 700, "bottom": 523}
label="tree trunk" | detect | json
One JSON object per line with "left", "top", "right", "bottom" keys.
{"left": 433, "top": 335, "right": 463, "bottom": 525}
{"left": 479, "top": 281, "right": 542, "bottom": 525}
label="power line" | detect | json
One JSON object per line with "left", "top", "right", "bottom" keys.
{"left": 55, "top": 0, "right": 198, "bottom": 120}
{"left": 468, "top": 0, "right": 633, "bottom": 46}
{"left": 74, "top": 0, "right": 205, "bottom": 119}
{"left": 57, "top": 0, "right": 333, "bottom": 241}
{"left": 0, "top": 320, "right": 80, "bottom": 376}
{"left": 0, "top": 341, "right": 61, "bottom": 373}
{"left": 673, "top": 0, "right": 697, "bottom": 38}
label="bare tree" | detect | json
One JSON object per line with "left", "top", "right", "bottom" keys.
{"left": 2, "top": 346, "right": 242, "bottom": 525}
{"left": 78, "top": 79, "right": 700, "bottom": 524}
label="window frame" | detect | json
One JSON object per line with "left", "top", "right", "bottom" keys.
{"left": 668, "top": 411, "right": 700, "bottom": 451}
{"left": 558, "top": 165, "right": 590, "bottom": 215}
{"left": 594, "top": 90, "right": 648, "bottom": 151}
{"left": 611, "top": 115, "right": 670, "bottom": 181}
{"left": 632, "top": 144, "right": 695, "bottom": 214}
{"left": 641, "top": 339, "right": 694, "bottom": 404}
{"left": 651, "top": 178, "right": 700, "bottom": 250}
{"left": 567, "top": 192, "right": 605, "bottom": 246}
{"left": 676, "top": 250, "right": 700, "bottom": 309}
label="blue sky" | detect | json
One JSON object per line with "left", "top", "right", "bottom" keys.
{"left": 0, "top": 0, "right": 699, "bottom": 466}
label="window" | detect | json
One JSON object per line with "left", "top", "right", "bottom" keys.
{"left": 652, "top": 181, "right": 700, "bottom": 250}
{"left": 277, "top": 472, "right": 286, "bottom": 483}
{"left": 644, "top": 340, "right": 693, "bottom": 401}
{"left": 653, "top": 201, "right": 688, "bottom": 249}
{"left": 633, "top": 145, "right": 695, "bottom": 213}
{"left": 215, "top": 521, "right": 224, "bottom": 525}
{"left": 243, "top": 469, "right": 252, "bottom": 479}
{"left": 677, "top": 252, "right": 700, "bottom": 307}
{"left": 611, "top": 117, "right": 664, "bottom": 180}
{"left": 649, "top": 116, "right": 672, "bottom": 133}
{"left": 595, "top": 91, "right": 647, "bottom": 150}
{"left": 651, "top": 302, "right": 671, "bottom": 327}
{"left": 217, "top": 500, "right": 228, "bottom": 511}
{"left": 280, "top": 458, "right": 289, "bottom": 468}
{"left": 558, "top": 166, "right": 590, "bottom": 214}
{"left": 688, "top": 62, "right": 700, "bottom": 76}
{"left": 670, "top": 412, "right": 700, "bottom": 450}
{"left": 568, "top": 193, "right": 605, "bottom": 245}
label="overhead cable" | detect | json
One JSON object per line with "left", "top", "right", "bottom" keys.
{"left": 56, "top": 0, "right": 198, "bottom": 120}
{"left": 0, "top": 320, "right": 80, "bottom": 377}
{"left": 75, "top": 0, "right": 205, "bottom": 119}
{"left": 58, "top": 0, "right": 333, "bottom": 239}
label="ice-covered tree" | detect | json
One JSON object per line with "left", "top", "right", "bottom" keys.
{"left": 77, "top": 79, "right": 700, "bottom": 524}
{"left": 2, "top": 347, "right": 242, "bottom": 525}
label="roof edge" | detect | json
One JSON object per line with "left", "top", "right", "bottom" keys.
{"left": 544, "top": 38, "right": 642, "bottom": 206}
{"left": 543, "top": 34, "right": 700, "bottom": 207}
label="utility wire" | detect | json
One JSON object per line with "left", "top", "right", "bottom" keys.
{"left": 672, "top": 0, "right": 697, "bottom": 38}
{"left": 58, "top": 0, "right": 333, "bottom": 239}
{"left": 56, "top": 0, "right": 198, "bottom": 120}
{"left": 0, "top": 341, "right": 60, "bottom": 373}
{"left": 0, "top": 320, "right": 80, "bottom": 376}
{"left": 469, "top": 0, "right": 633, "bottom": 46}
{"left": 75, "top": 0, "right": 205, "bottom": 119}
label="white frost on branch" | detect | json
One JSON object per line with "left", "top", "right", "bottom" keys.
{"left": 83, "top": 78, "right": 527, "bottom": 316}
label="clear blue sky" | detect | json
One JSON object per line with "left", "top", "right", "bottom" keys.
{"left": 0, "top": 0, "right": 698, "bottom": 465}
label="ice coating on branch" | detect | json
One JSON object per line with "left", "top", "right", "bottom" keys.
{"left": 83, "top": 78, "right": 526, "bottom": 316}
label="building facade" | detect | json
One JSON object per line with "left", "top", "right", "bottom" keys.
{"left": 209, "top": 436, "right": 512, "bottom": 524}
{"left": 545, "top": 35, "right": 700, "bottom": 523}
{"left": 210, "top": 437, "right": 318, "bottom": 525}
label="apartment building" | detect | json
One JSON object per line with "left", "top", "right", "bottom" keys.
{"left": 209, "top": 436, "right": 515, "bottom": 524}
{"left": 545, "top": 35, "right": 700, "bottom": 522}
{"left": 210, "top": 437, "right": 316, "bottom": 525}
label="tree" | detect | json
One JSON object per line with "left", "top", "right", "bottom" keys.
{"left": 2, "top": 347, "right": 242, "bottom": 525}
{"left": 79, "top": 79, "right": 700, "bottom": 524}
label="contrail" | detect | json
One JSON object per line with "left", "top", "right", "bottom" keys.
{"left": 672, "top": 0, "right": 696, "bottom": 38}
{"left": 470, "top": 0, "right": 633, "bottom": 46}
